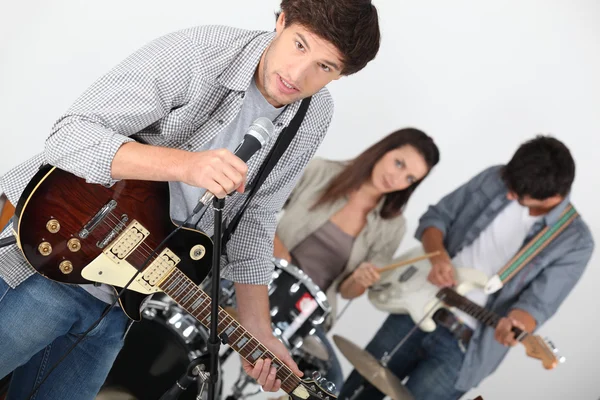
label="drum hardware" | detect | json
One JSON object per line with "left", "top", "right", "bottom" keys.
{"left": 334, "top": 297, "right": 445, "bottom": 400}
{"left": 333, "top": 335, "right": 414, "bottom": 400}
{"left": 159, "top": 354, "right": 212, "bottom": 400}
{"left": 224, "top": 364, "right": 263, "bottom": 400}
{"left": 289, "top": 282, "right": 301, "bottom": 294}
{"left": 298, "top": 335, "right": 330, "bottom": 362}
{"left": 98, "top": 294, "right": 219, "bottom": 400}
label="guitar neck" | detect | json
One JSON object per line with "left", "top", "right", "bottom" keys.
{"left": 158, "top": 268, "right": 301, "bottom": 393}
{"left": 436, "top": 288, "right": 526, "bottom": 339}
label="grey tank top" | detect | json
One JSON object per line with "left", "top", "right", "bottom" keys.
{"left": 290, "top": 220, "right": 354, "bottom": 291}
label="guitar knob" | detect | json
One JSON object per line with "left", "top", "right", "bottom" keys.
{"left": 38, "top": 242, "right": 52, "bottom": 256}
{"left": 311, "top": 371, "right": 321, "bottom": 380}
{"left": 68, "top": 238, "right": 81, "bottom": 252}
{"left": 325, "top": 381, "right": 336, "bottom": 393}
{"left": 46, "top": 219, "right": 61, "bottom": 233}
{"left": 59, "top": 260, "right": 73, "bottom": 275}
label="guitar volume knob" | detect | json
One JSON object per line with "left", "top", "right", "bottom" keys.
{"left": 38, "top": 242, "right": 52, "bottom": 256}
{"left": 59, "top": 260, "right": 73, "bottom": 274}
{"left": 46, "top": 219, "right": 60, "bottom": 233}
{"left": 68, "top": 238, "right": 81, "bottom": 252}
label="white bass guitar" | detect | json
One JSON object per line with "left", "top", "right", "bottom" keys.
{"left": 368, "top": 246, "right": 564, "bottom": 370}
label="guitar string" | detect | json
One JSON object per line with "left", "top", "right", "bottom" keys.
{"left": 25, "top": 204, "right": 209, "bottom": 400}
{"left": 161, "top": 269, "right": 300, "bottom": 393}
{"left": 7, "top": 211, "right": 315, "bottom": 396}
{"left": 97, "top": 214, "right": 303, "bottom": 392}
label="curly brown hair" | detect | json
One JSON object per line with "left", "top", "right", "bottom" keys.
{"left": 277, "top": 0, "right": 380, "bottom": 75}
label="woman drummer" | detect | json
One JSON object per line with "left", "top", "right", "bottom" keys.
{"left": 273, "top": 127, "right": 440, "bottom": 391}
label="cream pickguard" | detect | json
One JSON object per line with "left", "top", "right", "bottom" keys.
{"left": 368, "top": 246, "right": 489, "bottom": 332}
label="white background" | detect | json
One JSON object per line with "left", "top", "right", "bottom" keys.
{"left": 1, "top": 1, "right": 599, "bottom": 399}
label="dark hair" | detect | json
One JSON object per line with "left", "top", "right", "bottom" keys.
{"left": 277, "top": 0, "right": 380, "bottom": 75}
{"left": 313, "top": 128, "right": 440, "bottom": 219}
{"left": 501, "top": 135, "right": 575, "bottom": 199}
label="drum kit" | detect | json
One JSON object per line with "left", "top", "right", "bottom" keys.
{"left": 0, "top": 238, "right": 462, "bottom": 400}
{"left": 0, "top": 249, "right": 479, "bottom": 400}
{"left": 94, "top": 256, "right": 424, "bottom": 400}
{"left": 96, "top": 258, "right": 335, "bottom": 400}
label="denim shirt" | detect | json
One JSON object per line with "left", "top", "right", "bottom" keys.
{"left": 415, "top": 165, "right": 594, "bottom": 391}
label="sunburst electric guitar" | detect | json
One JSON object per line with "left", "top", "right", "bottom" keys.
{"left": 12, "top": 165, "right": 336, "bottom": 400}
{"left": 368, "top": 246, "right": 565, "bottom": 370}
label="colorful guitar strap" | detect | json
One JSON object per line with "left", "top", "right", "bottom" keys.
{"left": 484, "top": 203, "right": 578, "bottom": 294}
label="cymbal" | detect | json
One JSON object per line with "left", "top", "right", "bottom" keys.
{"left": 299, "top": 334, "right": 330, "bottom": 361}
{"left": 333, "top": 335, "right": 414, "bottom": 400}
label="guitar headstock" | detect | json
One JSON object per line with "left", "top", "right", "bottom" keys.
{"left": 522, "top": 335, "right": 565, "bottom": 370}
{"left": 289, "top": 371, "right": 337, "bottom": 400}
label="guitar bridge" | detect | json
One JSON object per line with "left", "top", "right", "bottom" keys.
{"left": 97, "top": 214, "right": 129, "bottom": 249}
{"left": 79, "top": 200, "right": 117, "bottom": 239}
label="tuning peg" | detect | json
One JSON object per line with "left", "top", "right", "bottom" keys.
{"left": 544, "top": 337, "right": 556, "bottom": 350}
{"left": 311, "top": 371, "right": 321, "bottom": 380}
{"left": 325, "top": 381, "right": 336, "bottom": 393}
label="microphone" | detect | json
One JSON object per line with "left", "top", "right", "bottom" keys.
{"left": 193, "top": 117, "right": 274, "bottom": 213}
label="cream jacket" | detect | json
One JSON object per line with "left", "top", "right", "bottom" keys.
{"left": 276, "top": 158, "right": 406, "bottom": 330}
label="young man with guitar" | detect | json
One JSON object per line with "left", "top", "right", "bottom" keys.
{"left": 0, "top": 1, "right": 381, "bottom": 399}
{"left": 339, "top": 135, "right": 594, "bottom": 400}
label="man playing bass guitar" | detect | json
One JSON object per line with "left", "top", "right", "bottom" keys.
{"left": 339, "top": 135, "right": 594, "bottom": 400}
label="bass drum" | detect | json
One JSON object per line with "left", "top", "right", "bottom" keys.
{"left": 97, "top": 294, "right": 219, "bottom": 400}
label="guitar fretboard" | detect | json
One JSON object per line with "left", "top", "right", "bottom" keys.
{"left": 159, "top": 268, "right": 301, "bottom": 394}
{"left": 436, "top": 288, "right": 526, "bottom": 339}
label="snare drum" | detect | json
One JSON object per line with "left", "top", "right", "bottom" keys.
{"left": 268, "top": 258, "right": 331, "bottom": 350}
{"left": 97, "top": 294, "right": 217, "bottom": 400}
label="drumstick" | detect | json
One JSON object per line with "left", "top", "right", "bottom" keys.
{"left": 377, "top": 251, "right": 441, "bottom": 273}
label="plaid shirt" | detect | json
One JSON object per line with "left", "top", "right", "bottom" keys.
{"left": 0, "top": 25, "right": 334, "bottom": 287}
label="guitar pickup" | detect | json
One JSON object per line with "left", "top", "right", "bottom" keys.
{"left": 398, "top": 265, "right": 417, "bottom": 282}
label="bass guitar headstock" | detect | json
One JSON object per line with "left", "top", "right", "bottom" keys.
{"left": 522, "top": 335, "right": 565, "bottom": 370}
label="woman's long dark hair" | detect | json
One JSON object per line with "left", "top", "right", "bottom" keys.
{"left": 312, "top": 128, "right": 440, "bottom": 219}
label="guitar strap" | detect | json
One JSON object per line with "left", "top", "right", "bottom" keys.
{"left": 220, "top": 96, "right": 312, "bottom": 254}
{"left": 484, "top": 203, "right": 578, "bottom": 294}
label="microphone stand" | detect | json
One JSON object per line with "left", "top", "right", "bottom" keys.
{"left": 158, "top": 355, "right": 210, "bottom": 400}
{"left": 207, "top": 196, "right": 226, "bottom": 400}
{"left": 158, "top": 196, "right": 225, "bottom": 400}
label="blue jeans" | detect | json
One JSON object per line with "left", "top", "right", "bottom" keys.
{"left": 0, "top": 273, "right": 129, "bottom": 400}
{"left": 338, "top": 314, "right": 466, "bottom": 400}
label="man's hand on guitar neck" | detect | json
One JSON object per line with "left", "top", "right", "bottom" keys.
{"left": 495, "top": 309, "right": 536, "bottom": 347}
{"left": 235, "top": 283, "right": 303, "bottom": 392}
{"left": 244, "top": 335, "right": 300, "bottom": 391}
